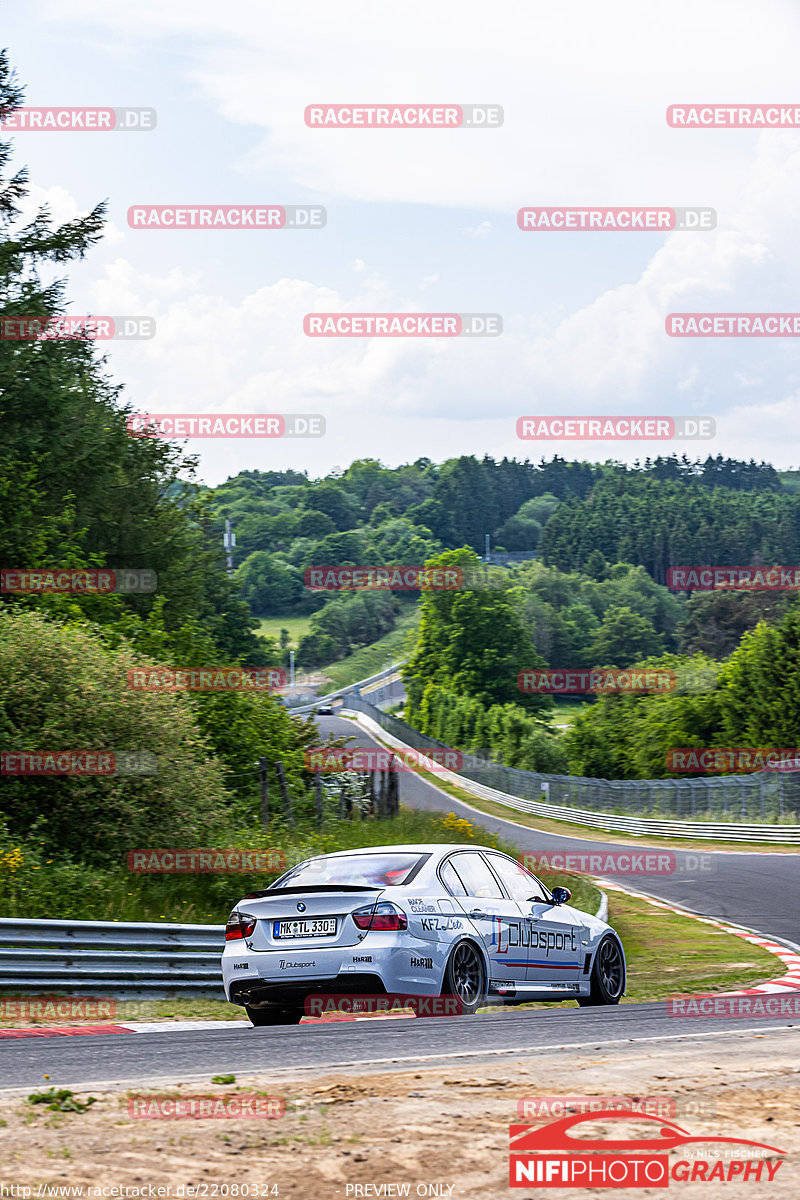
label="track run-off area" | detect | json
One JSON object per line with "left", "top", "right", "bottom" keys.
{"left": 1, "top": 712, "right": 798, "bottom": 1093}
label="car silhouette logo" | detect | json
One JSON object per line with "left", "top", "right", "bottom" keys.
{"left": 296, "top": 902, "right": 306, "bottom": 912}
{"left": 510, "top": 1110, "right": 786, "bottom": 1156}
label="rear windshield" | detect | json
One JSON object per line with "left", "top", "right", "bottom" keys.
{"left": 275, "top": 853, "right": 424, "bottom": 889}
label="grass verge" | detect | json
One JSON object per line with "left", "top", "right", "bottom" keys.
{"left": 255, "top": 615, "right": 315, "bottom": 647}
{"left": 347, "top": 719, "right": 800, "bottom": 853}
{"left": 319, "top": 604, "right": 420, "bottom": 691}
{"left": 548, "top": 698, "right": 592, "bottom": 728}
{"left": 0, "top": 807, "right": 597, "bottom": 926}
{"left": 606, "top": 889, "right": 778, "bottom": 1003}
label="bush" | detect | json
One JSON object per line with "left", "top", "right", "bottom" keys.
{"left": 0, "top": 608, "right": 229, "bottom": 864}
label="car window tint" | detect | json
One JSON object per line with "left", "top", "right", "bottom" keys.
{"left": 449, "top": 852, "right": 504, "bottom": 899}
{"left": 440, "top": 859, "right": 468, "bottom": 897}
{"left": 277, "top": 853, "right": 423, "bottom": 888}
{"left": 486, "top": 854, "right": 549, "bottom": 902}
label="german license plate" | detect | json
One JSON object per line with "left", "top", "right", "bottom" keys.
{"left": 274, "top": 918, "right": 337, "bottom": 939}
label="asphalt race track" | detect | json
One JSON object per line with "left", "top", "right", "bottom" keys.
{"left": 1, "top": 711, "right": 797, "bottom": 1092}
{"left": 2, "top": 1001, "right": 799, "bottom": 1092}
{"left": 316, "top": 714, "right": 800, "bottom": 948}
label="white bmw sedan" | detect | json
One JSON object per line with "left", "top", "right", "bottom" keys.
{"left": 222, "top": 843, "right": 626, "bottom": 1025}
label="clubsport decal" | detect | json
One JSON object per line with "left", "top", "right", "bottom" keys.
{"left": 491, "top": 917, "right": 580, "bottom": 967}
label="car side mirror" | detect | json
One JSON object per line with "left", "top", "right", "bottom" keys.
{"left": 551, "top": 886, "right": 571, "bottom": 905}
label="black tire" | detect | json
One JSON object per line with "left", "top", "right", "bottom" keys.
{"left": 245, "top": 1004, "right": 303, "bottom": 1027}
{"left": 442, "top": 940, "right": 486, "bottom": 1015}
{"left": 577, "top": 936, "right": 625, "bottom": 1007}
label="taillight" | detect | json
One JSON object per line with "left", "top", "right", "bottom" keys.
{"left": 225, "top": 910, "right": 257, "bottom": 941}
{"left": 352, "top": 901, "right": 408, "bottom": 932}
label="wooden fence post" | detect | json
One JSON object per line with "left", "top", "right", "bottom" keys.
{"left": 388, "top": 757, "right": 399, "bottom": 817}
{"left": 275, "top": 760, "right": 294, "bottom": 828}
{"left": 259, "top": 757, "right": 269, "bottom": 830}
{"left": 315, "top": 767, "right": 323, "bottom": 828}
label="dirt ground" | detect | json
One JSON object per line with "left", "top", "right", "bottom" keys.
{"left": 1, "top": 1027, "right": 798, "bottom": 1198}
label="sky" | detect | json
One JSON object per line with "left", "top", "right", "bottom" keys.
{"left": 5, "top": 0, "right": 800, "bottom": 485}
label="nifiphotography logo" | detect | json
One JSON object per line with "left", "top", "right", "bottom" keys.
{"left": 509, "top": 1110, "right": 786, "bottom": 1187}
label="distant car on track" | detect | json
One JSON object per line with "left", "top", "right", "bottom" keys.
{"left": 315, "top": 704, "right": 334, "bottom": 715}
{"left": 222, "top": 843, "right": 626, "bottom": 1026}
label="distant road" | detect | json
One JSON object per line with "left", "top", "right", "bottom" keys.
{"left": 317, "top": 715, "right": 800, "bottom": 948}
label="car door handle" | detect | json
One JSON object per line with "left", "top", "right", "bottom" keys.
{"left": 468, "top": 909, "right": 489, "bottom": 919}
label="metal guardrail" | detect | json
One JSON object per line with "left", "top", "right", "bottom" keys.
{"left": 347, "top": 698, "right": 800, "bottom": 843}
{"left": 287, "top": 660, "right": 406, "bottom": 715}
{"left": 0, "top": 917, "right": 225, "bottom": 995}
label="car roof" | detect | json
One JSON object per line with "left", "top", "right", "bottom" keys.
{"left": 297, "top": 844, "right": 509, "bottom": 857}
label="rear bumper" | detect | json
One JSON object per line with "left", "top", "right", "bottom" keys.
{"left": 228, "top": 972, "right": 388, "bottom": 1009}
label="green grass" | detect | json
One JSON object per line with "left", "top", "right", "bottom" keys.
{"left": 547, "top": 698, "right": 592, "bottom": 728}
{"left": 778, "top": 470, "right": 800, "bottom": 494}
{"left": 255, "top": 615, "right": 314, "bottom": 647}
{"left": 607, "top": 890, "right": 778, "bottom": 1003}
{"left": 320, "top": 603, "right": 420, "bottom": 691}
{"left": 1, "top": 804, "right": 571, "bottom": 926}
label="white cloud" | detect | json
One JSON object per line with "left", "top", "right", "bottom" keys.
{"left": 41, "top": 0, "right": 800, "bottom": 211}
{"left": 20, "top": 0, "right": 800, "bottom": 477}
{"left": 47, "top": 116, "right": 800, "bottom": 477}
